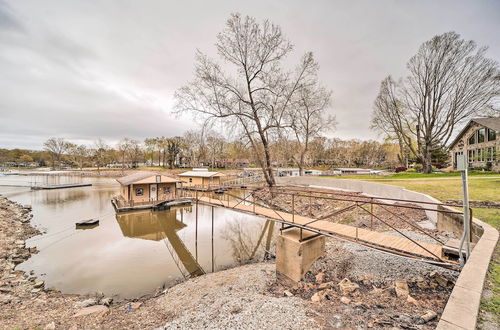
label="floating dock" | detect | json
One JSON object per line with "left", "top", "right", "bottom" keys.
{"left": 31, "top": 183, "right": 92, "bottom": 190}
{"left": 112, "top": 198, "right": 192, "bottom": 213}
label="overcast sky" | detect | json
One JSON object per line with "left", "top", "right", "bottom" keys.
{"left": 1, "top": 0, "right": 499, "bottom": 150}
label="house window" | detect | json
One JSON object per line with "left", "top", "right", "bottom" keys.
{"left": 156, "top": 175, "right": 161, "bottom": 183}
{"left": 189, "top": 178, "right": 193, "bottom": 183}
{"left": 135, "top": 188, "right": 144, "bottom": 196}
{"left": 468, "top": 133, "right": 475, "bottom": 145}
{"left": 486, "top": 147, "right": 494, "bottom": 162}
{"left": 477, "top": 128, "right": 485, "bottom": 143}
{"left": 477, "top": 148, "right": 483, "bottom": 162}
{"left": 468, "top": 150, "right": 473, "bottom": 163}
{"left": 487, "top": 129, "right": 496, "bottom": 141}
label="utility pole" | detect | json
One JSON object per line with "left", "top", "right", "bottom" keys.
{"left": 456, "top": 151, "right": 471, "bottom": 265}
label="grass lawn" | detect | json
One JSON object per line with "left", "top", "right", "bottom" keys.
{"left": 351, "top": 175, "right": 499, "bottom": 324}
{"left": 323, "top": 170, "right": 500, "bottom": 181}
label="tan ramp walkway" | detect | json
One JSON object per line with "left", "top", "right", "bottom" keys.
{"left": 197, "top": 196, "right": 450, "bottom": 262}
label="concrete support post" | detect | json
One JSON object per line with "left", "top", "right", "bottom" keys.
{"left": 276, "top": 228, "right": 325, "bottom": 282}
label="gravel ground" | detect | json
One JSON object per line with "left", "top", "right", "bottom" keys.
{"left": 335, "top": 230, "right": 458, "bottom": 282}
{"left": 156, "top": 263, "right": 318, "bottom": 330}
{"left": 312, "top": 238, "right": 459, "bottom": 284}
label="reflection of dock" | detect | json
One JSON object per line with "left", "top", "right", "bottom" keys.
{"left": 31, "top": 183, "right": 92, "bottom": 190}
{"left": 116, "top": 210, "right": 205, "bottom": 277}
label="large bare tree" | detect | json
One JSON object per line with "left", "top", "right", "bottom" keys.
{"left": 372, "top": 32, "right": 499, "bottom": 173}
{"left": 175, "top": 13, "right": 328, "bottom": 186}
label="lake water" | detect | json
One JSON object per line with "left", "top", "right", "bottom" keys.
{"left": 0, "top": 174, "right": 271, "bottom": 299}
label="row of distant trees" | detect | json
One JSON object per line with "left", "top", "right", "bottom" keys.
{"left": 0, "top": 133, "right": 405, "bottom": 171}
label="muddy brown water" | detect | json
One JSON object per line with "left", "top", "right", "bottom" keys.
{"left": 0, "top": 174, "right": 270, "bottom": 299}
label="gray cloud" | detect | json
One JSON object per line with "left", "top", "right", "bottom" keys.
{"left": 0, "top": 0, "right": 499, "bottom": 149}
{"left": 0, "top": 0, "right": 24, "bottom": 32}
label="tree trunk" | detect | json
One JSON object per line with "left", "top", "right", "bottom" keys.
{"left": 423, "top": 147, "right": 433, "bottom": 174}
{"left": 260, "top": 135, "right": 276, "bottom": 187}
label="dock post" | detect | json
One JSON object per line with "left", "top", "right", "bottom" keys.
{"left": 195, "top": 190, "right": 199, "bottom": 261}
{"left": 211, "top": 206, "right": 214, "bottom": 272}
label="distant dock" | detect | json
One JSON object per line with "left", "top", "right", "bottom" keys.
{"left": 31, "top": 183, "right": 92, "bottom": 190}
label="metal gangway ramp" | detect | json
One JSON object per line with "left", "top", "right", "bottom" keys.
{"left": 181, "top": 186, "right": 463, "bottom": 267}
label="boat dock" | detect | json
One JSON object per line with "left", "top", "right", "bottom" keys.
{"left": 112, "top": 197, "right": 192, "bottom": 213}
{"left": 31, "top": 183, "right": 92, "bottom": 190}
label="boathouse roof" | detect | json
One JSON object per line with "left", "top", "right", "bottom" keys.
{"left": 116, "top": 171, "right": 180, "bottom": 186}
{"left": 178, "top": 169, "right": 224, "bottom": 177}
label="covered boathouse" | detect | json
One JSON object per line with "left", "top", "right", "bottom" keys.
{"left": 178, "top": 168, "right": 224, "bottom": 187}
{"left": 113, "top": 171, "right": 183, "bottom": 211}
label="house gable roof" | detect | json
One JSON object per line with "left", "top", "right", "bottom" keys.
{"left": 116, "top": 171, "right": 180, "bottom": 185}
{"left": 449, "top": 117, "right": 500, "bottom": 148}
{"left": 474, "top": 117, "right": 500, "bottom": 131}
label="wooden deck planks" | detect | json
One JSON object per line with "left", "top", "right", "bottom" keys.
{"left": 197, "top": 196, "right": 448, "bottom": 261}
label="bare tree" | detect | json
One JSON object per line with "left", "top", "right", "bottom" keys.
{"left": 206, "top": 133, "right": 226, "bottom": 169}
{"left": 117, "top": 138, "right": 132, "bottom": 174}
{"left": 68, "top": 144, "right": 90, "bottom": 171}
{"left": 127, "top": 139, "right": 143, "bottom": 168}
{"left": 43, "top": 137, "right": 69, "bottom": 169}
{"left": 175, "top": 14, "right": 326, "bottom": 186}
{"left": 288, "top": 74, "right": 334, "bottom": 175}
{"left": 371, "top": 76, "right": 413, "bottom": 167}
{"left": 144, "top": 138, "right": 157, "bottom": 166}
{"left": 92, "top": 139, "right": 109, "bottom": 175}
{"left": 372, "top": 32, "right": 499, "bottom": 173}
{"left": 166, "top": 137, "right": 182, "bottom": 169}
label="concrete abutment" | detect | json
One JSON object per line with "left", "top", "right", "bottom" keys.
{"left": 276, "top": 228, "right": 325, "bottom": 282}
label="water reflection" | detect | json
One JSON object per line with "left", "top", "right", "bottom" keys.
{"left": 116, "top": 209, "right": 205, "bottom": 277}
{"left": 221, "top": 219, "right": 276, "bottom": 263}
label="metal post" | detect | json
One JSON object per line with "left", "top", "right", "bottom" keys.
{"left": 309, "top": 194, "right": 312, "bottom": 216}
{"left": 469, "top": 208, "right": 474, "bottom": 242}
{"left": 195, "top": 190, "right": 199, "bottom": 261}
{"left": 211, "top": 206, "right": 214, "bottom": 273}
{"left": 461, "top": 169, "right": 471, "bottom": 259}
{"left": 370, "top": 198, "right": 374, "bottom": 230}
{"left": 292, "top": 194, "right": 295, "bottom": 223}
{"left": 456, "top": 154, "right": 470, "bottom": 265}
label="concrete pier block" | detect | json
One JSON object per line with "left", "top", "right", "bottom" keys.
{"left": 276, "top": 228, "right": 325, "bottom": 282}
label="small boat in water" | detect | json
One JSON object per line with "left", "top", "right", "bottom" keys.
{"left": 75, "top": 219, "right": 99, "bottom": 229}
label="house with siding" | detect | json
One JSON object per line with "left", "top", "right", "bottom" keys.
{"left": 449, "top": 117, "right": 499, "bottom": 170}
